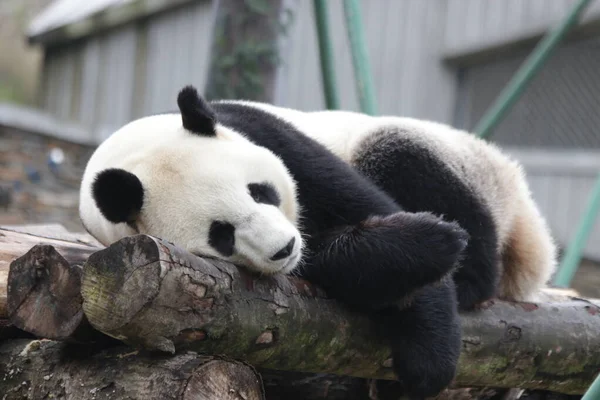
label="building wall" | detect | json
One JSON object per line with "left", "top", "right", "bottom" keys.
{"left": 276, "top": 0, "right": 600, "bottom": 120}
{"left": 444, "top": 0, "right": 600, "bottom": 58}
{"left": 40, "top": 0, "right": 214, "bottom": 143}
{"left": 275, "top": 0, "right": 457, "bottom": 123}
{"left": 36, "top": 0, "right": 600, "bottom": 128}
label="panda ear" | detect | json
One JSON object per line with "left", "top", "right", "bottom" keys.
{"left": 177, "top": 85, "right": 216, "bottom": 136}
{"left": 92, "top": 168, "right": 144, "bottom": 224}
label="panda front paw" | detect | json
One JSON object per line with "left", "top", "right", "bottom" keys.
{"left": 385, "top": 211, "right": 469, "bottom": 278}
{"left": 426, "top": 215, "right": 470, "bottom": 270}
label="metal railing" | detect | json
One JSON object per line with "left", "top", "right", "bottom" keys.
{"left": 312, "top": 0, "right": 340, "bottom": 110}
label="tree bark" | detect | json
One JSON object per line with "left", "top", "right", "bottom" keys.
{"left": 204, "top": 0, "right": 293, "bottom": 102}
{"left": 81, "top": 234, "right": 600, "bottom": 395}
{"left": 0, "top": 338, "right": 265, "bottom": 400}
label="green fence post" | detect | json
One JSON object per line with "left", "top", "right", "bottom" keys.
{"left": 342, "top": 0, "right": 377, "bottom": 115}
{"left": 583, "top": 372, "right": 600, "bottom": 400}
{"left": 553, "top": 171, "right": 600, "bottom": 287}
{"left": 313, "top": 0, "right": 340, "bottom": 110}
{"left": 474, "top": 0, "right": 592, "bottom": 139}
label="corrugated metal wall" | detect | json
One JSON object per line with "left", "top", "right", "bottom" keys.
{"left": 276, "top": 0, "right": 457, "bottom": 123}
{"left": 40, "top": 0, "right": 213, "bottom": 143}
{"left": 444, "top": 0, "right": 600, "bottom": 57}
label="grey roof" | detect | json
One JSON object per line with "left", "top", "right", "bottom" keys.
{"left": 28, "top": 0, "right": 128, "bottom": 38}
{"left": 27, "top": 0, "right": 196, "bottom": 45}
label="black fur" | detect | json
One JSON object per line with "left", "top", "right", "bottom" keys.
{"left": 207, "top": 99, "right": 466, "bottom": 398}
{"left": 208, "top": 220, "right": 236, "bottom": 257}
{"left": 372, "top": 277, "right": 461, "bottom": 399}
{"left": 306, "top": 212, "right": 468, "bottom": 309}
{"left": 92, "top": 168, "right": 144, "bottom": 224}
{"left": 248, "top": 182, "right": 281, "bottom": 206}
{"left": 177, "top": 86, "right": 217, "bottom": 136}
{"left": 352, "top": 130, "right": 499, "bottom": 310}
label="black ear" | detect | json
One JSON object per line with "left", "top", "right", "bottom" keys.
{"left": 92, "top": 168, "right": 144, "bottom": 224}
{"left": 177, "top": 85, "right": 216, "bottom": 136}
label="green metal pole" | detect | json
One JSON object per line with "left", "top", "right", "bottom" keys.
{"left": 582, "top": 373, "right": 600, "bottom": 400}
{"left": 474, "top": 0, "right": 592, "bottom": 139}
{"left": 342, "top": 0, "right": 377, "bottom": 115}
{"left": 553, "top": 171, "right": 600, "bottom": 287}
{"left": 313, "top": 0, "right": 340, "bottom": 110}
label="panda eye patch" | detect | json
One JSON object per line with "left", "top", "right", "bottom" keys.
{"left": 248, "top": 183, "right": 280, "bottom": 206}
{"left": 209, "top": 221, "right": 235, "bottom": 257}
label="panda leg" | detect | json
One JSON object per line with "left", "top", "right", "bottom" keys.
{"left": 298, "top": 210, "right": 468, "bottom": 311}
{"left": 351, "top": 132, "right": 500, "bottom": 310}
{"left": 372, "top": 277, "right": 461, "bottom": 399}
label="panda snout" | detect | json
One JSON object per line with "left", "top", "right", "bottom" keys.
{"left": 270, "top": 237, "right": 296, "bottom": 261}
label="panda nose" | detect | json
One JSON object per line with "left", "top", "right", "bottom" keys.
{"left": 270, "top": 237, "right": 295, "bottom": 261}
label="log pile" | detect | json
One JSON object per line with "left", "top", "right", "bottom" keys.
{"left": 1, "top": 224, "right": 599, "bottom": 400}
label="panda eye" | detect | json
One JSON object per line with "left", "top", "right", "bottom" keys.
{"left": 248, "top": 183, "right": 281, "bottom": 206}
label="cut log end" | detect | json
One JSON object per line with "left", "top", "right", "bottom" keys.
{"left": 81, "top": 235, "right": 164, "bottom": 343}
{"left": 184, "top": 359, "right": 264, "bottom": 400}
{"left": 7, "top": 245, "right": 85, "bottom": 340}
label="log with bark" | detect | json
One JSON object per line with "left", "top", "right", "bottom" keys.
{"left": 5, "top": 226, "right": 600, "bottom": 396}
{"left": 0, "top": 338, "right": 264, "bottom": 400}
{"left": 2, "top": 224, "right": 103, "bottom": 340}
{"left": 77, "top": 234, "right": 600, "bottom": 395}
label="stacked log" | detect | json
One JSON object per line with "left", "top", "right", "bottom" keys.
{"left": 1, "top": 225, "right": 599, "bottom": 399}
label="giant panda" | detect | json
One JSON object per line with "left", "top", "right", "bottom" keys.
{"left": 80, "top": 85, "right": 469, "bottom": 399}
{"left": 223, "top": 101, "right": 558, "bottom": 310}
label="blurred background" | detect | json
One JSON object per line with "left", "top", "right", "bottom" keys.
{"left": 0, "top": 0, "right": 599, "bottom": 296}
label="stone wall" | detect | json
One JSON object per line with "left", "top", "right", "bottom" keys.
{"left": 0, "top": 109, "right": 95, "bottom": 232}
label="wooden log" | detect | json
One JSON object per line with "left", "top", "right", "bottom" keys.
{"left": 81, "top": 234, "right": 600, "bottom": 395}
{"left": 0, "top": 339, "right": 264, "bottom": 400}
{"left": 0, "top": 224, "right": 102, "bottom": 320}
{"left": 7, "top": 244, "right": 108, "bottom": 341}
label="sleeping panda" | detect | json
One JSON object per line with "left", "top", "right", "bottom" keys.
{"left": 80, "top": 85, "right": 469, "bottom": 399}
{"left": 227, "top": 101, "right": 558, "bottom": 310}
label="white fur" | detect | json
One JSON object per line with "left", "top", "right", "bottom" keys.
{"left": 220, "top": 101, "right": 557, "bottom": 302}
{"left": 80, "top": 113, "right": 303, "bottom": 275}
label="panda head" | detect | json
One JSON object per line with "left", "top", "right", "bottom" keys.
{"left": 84, "top": 85, "right": 302, "bottom": 275}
